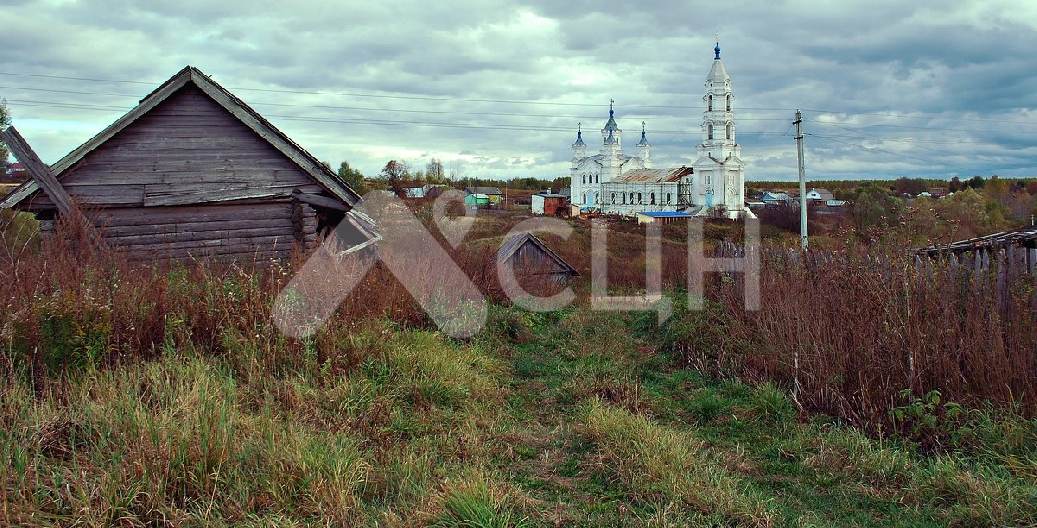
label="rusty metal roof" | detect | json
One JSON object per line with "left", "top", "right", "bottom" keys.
{"left": 616, "top": 166, "right": 693, "bottom": 183}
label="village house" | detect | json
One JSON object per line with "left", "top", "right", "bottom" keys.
{"left": 465, "top": 186, "right": 503, "bottom": 205}
{"left": 464, "top": 193, "right": 490, "bottom": 208}
{"left": 0, "top": 66, "right": 374, "bottom": 261}
{"left": 760, "top": 191, "right": 791, "bottom": 206}
{"left": 2, "top": 162, "right": 27, "bottom": 183}
{"left": 805, "top": 188, "right": 835, "bottom": 202}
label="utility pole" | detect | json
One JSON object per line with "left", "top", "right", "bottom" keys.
{"left": 794, "top": 109, "right": 808, "bottom": 249}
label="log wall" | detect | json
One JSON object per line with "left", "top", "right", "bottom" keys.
{"left": 79, "top": 202, "right": 318, "bottom": 262}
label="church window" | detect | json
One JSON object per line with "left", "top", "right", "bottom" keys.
{"left": 638, "top": 193, "right": 643, "bottom": 204}
{"left": 708, "top": 95, "right": 713, "bottom": 111}
{"left": 726, "top": 123, "right": 732, "bottom": 140}
{"left": 667, "top": 193, "right": 672, "bottom": 204}
{"left": 650, "top": 193, "right": 656, "bottom": 205}
{"left": 582, "top": 193, "right": 587, "bottom": 204}
{"left": 726, "top": 95, "right": 731, "bottom": 111}
{"left": 629, "top": 192, "right": 634, "bottom": 203}
{"left": 707, "top": 124, "right": 713, "bottom": 140}
{"left": 611, "top": 193, "right": 616, "bottom": 204}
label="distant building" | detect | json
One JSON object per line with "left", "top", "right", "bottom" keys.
{"left": 635, "top": 211, "right": 696, "bottom": 225}
{"left": 2, "top": 162, "right": 27, "bottom": 183}
{"left": 465, "top": 186, "right": 503, "bottom": 204}
{"left": 760, "top": 191, "right": 791, "bottom": 205}
{"left": 566, "top": 42, "right": 753, "bottom": 219}
{"left": 805, "top": 188, "right": 835, "bottom": 201}
{"left": 496, "top": 232, "right": 579, "bottom": 283}
{"left": 531, "top": 192, "right": 568, "bottom": 216}
{"left": 464, "top": 193, "right": 490, "bottom": 207}
{"left": 401, "top": 183, "right": 426, "bottom": 198}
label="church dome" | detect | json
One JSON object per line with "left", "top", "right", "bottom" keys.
{"left": 603, "top": 99, "right": 619, "bottom": 133}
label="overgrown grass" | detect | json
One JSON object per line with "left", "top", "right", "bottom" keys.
{"left": 1, "top": 212, "right": 1035, "bottom": 526}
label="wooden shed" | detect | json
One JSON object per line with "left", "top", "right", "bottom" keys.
{"left": 0, "top": 66, "right": 372, "bottom": 261}
{"left": 496, "top": 232, "right": 579, "bottom": 283}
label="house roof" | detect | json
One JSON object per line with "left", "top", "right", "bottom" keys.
{"left": 465, "top": 186, "right": 502, "bottom": 195}
{"left": 1, "top": 66, "right": 361, "bottom": 210}
{"left": 617, "top": 166, "right": 693, "bottom": 183}
{"left": 496, "top": 232, "right": 579, "bottom": 276}
{"left": 808, "top": 188, "right": 835, "bottom": 199}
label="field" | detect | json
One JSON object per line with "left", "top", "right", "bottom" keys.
{"left": 1, "top": 207, "right": 1035, "bottom": 527}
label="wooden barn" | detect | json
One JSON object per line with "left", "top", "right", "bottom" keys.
{"left": 496, "top": 232, "right": 579, "bottom": 283}
{"left": 0, "top": 66, "right": 373, "bottom": 261}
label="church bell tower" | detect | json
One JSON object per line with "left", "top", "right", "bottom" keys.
{"left": 691, "top": 40, "right": 748, "bottom": 218}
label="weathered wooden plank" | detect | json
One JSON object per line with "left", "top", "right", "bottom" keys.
{"left": 2, "top": 126, "right": 76, "bottom": 215}
{"left": 99, "top": 217, "right": 292, "bottom": 237}
{"left": 33, "top": 184, "right": 145, "bottom": 207}
{"left": 61, "top": 171, "right": 315, "bottom": 187}
{"left": 293, "top": 192, "right": 350, "bottom": 212}
{"left": 143, "top": 188, "right": 295, "bottom": 207}
{"left": 88, "top": 203, "right": 292, "bottom": 226}
{"left": 103, "top": 225, "right": 296, "bottom": 246}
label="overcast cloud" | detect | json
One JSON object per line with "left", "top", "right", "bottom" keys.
{"left": 1, "top": 0, "right": 1035, "bottom": 181}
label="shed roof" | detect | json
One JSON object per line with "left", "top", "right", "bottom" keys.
{"left": 496, "top": 232, "right": 579, "bottom": 276}
{"left": 916, "top": 226, "right": 1037, "bottom": 256}
{"left": 617, "top": 166, "right": 692, "bottom": 183}
{"left": 1, "top": 66, "right": 361, "bottom": 210}
{"left": 465, "top": 186, "right": 502, "bottom": 195}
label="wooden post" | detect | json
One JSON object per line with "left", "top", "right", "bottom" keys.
{"left": 2, "top": 126, "right": 76, "bottom": 216}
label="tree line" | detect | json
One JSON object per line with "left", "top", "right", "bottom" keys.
{"left": 325, "top": 157, "right": 570, "bottom": 198}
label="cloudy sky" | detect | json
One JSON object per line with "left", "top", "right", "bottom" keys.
{"left": 2, "top": 0, "right": 1036, "bottom": 181}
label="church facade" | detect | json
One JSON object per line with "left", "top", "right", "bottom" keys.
{"left": 568, "top": 43, "right": 753, "bottom": 220}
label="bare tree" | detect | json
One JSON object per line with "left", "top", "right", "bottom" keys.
{"left": 425, "top": 158, "right": 444, "bottom": 183}
{"left": 381, "top": 160, "right": 409, "bottom": 197}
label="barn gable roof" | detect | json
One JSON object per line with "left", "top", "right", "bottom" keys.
{"left": 1, "top": 66, "right": 360, "bottom": 210}
{"left": 496, "top": 232, "right": 579, "bottom": 276}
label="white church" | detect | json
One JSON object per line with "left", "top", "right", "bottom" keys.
{"left": 568, "top": 42, "right": 753, "bottom": 219}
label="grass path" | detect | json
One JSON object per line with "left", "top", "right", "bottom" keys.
{"left": 1, "top": 306, "right": 1034, "bottom": 526}
{"left": 480, "top": 308, "right": 1037, "bottom": 527}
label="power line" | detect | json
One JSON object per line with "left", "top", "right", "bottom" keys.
{"left": 3, "top": 97, "right": 793, "bottom": 136}
{"left": 0, "top": 69, "right": 812, "bottom": 113}
{"left": 808, "top": 133, "right": 963, "bottom": 166}
{"left": 3, "top": 70, "right": 1035, "bottom": 128}
{"left": 802, "top": 107, "right": 1037, "bottom": 127}
{"left": 0, "top": 84, "right": 792, "bottom": 122}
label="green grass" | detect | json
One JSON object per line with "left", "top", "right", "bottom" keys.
{"left": 1, "top": 305, "right": 1035, "bottom": 526}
